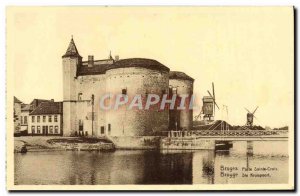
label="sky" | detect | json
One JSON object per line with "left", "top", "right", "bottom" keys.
{"left": 7, "top": 7, "right": 294, "bottom": 128}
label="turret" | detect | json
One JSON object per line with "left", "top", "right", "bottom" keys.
{"left": 62, "top": 37, "right": 82, "bottom": 101}
{"left": 62, "top": 37, "right": 81, "bottom": 136}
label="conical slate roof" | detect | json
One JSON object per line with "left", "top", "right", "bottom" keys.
{"left": 62, "top": 37, "right": 82, "bottom": 58}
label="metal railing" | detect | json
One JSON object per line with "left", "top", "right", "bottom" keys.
{"left": 164, "top": 129, "right": 284, "bottom": 138}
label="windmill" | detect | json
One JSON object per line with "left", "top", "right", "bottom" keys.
{"left": 244, "top": 106, "right": 259, "bottom": 127}
{"left": 202, "top": 82, "right": 219, "bottom": 121}
{"left": 193, "top": 82, "right": 220, "bottom": 121}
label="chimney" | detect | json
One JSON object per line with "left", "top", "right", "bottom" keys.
{"left": 88, "top": 55, "right": 94, "bottom": 67}
{"left": 51, "top": 99, "right": 54, "bottom": 102}
{"left": 115, "top": 55, "right": 119, "bottom": 61}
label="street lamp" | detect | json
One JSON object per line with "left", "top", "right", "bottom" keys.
{"left": 91, "top": 94, "right": 94, "bottom": 136}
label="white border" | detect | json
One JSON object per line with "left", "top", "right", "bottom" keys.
{"left": 1, "top": 1, "right": 298, "bottom": 195}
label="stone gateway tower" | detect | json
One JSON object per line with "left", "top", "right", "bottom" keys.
{"left": 62, "top": 37, "right": 194, "bottom": 138}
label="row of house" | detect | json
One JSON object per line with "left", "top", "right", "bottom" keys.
{"left": 13, "top": 97, "right": 63, "bottom": 136}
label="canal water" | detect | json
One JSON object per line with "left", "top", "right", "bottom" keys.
{"left": 14, "top": 141, "right": 289, "bottom": 185}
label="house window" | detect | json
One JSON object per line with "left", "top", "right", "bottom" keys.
{"left": 122, "top": 88, "right": 127, "bottom": 95}
{"left": 37, "top": 116, "right": 40, "bottom": 123}
{"left": 43, "top": 116, "right": 46, "bottom": 122}
{"left": 24, "top": 116, "right": 27, "bottom": 124}
{"left": 32, "top": 116, "right": 35, "bottom": 123}
{"left": 54, "top": 115, "right": 58, "bottom": 122}
{"left": 49, "top": 126, "right": 53, "bottom": 134}
{"left": 78, "top": 93, "right": 82, "bottom": 100}
{"left": 55, "top": 126, "right": 59, "bottom": 134}
{"left": 32, "top": 126, "right": 35, "bottom": 134}
{"left": 101, "top": 126, "right": 105, "bottom": 134}
{"left": 37, "top": 126, "right": 41, "bottom": 134}
{"left": 49, "top": 115, "right": 52, "bottom": 122}
{"left": 21, "top": 116, "right": 23, "bottom": 124}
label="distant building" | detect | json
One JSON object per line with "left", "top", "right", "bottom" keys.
{"left": 20, "top": 104, "right": 30, "bottom": 134}
{"left": 28, "top": 101, "right": 63, "bottom": 136}
{"left": 13, "top": 96, "right": 22, "bottom": 133}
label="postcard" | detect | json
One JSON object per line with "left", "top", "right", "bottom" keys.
{"left": 6, "top": 6, "right": 294, "bottom": 191}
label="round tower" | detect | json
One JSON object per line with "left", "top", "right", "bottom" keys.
{"left": 105, "top": 58, "right": 170, "bottom": 136}
{"left": 169, "top": 71, "right": 194, "bottom": 130}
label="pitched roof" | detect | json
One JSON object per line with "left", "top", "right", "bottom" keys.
{"left": 14, "top": 96, "right": 22, "bottom": 104}
{"left": 62, "top": 38, "right": 82, "bottom": 58}
{"left": 21, "top": 104, "right": 31, "bottom": 111}
{"left": 30, "top": 99, "right": 52, "bottom": 105}
{"left": 30, "top": 102, "right": 63, "bottom": 115}
{"left": 169, "top": 71, "right": 194, "bottom": 81}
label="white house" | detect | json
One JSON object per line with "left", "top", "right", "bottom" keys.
{"left": 28, "top": 101, "right": 63, "bottom": 136}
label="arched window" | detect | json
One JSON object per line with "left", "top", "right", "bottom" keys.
{"left": 78, "top": 93, "right": 82, "bottom": 100}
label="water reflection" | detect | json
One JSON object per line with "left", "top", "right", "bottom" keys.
{"left": 192, "top": 150, "right": 215, "bottom": 184}
{"left": 15, "top": 141, "right": 288, "bottom": 185}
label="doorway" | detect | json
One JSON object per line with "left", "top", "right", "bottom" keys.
{"left": 100, "top": 126, "right": 105, "bottom": 135}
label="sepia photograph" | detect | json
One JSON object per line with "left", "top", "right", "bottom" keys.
{"left": 6, "top": 6, "right": 294, "bottom": 191}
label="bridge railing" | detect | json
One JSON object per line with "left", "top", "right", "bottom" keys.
{"left": 164, "top": 130, "right": 285, "bottom": 138}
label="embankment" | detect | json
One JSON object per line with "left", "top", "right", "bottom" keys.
{"left": 14, "top": 136, "right": 115, "bottom": 153}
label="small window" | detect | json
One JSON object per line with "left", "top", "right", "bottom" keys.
{"left": 78, "top": 93, "right": 82, "bottom": 101}
{"left": 122, "top": 88, "right": 127, "bottom": 95}
{"left": 32, "top": 116, "right": 35, "bottom": 123}
{"left": 21, "top": 116, "right": 23, "bottom": 124}
{"left": 49, "top": 126, "right": 53, "bottom": 134}
{"left": 37, "top": 116, "right": 40, "bottom": 123}
{"left": 37, "top": 126, "right": 41, "bottom": 134}
{"left": 101, "top": 126, "right": 105, "bottom": 134}
{"left": 55, "top": 126, "right": 59, "bottom": 134}
{"left": 49, "top": 115, "right": 52, "bottom": 122}
{"left": 24, "top": 116, "right": 27, "bottom": 124}
{"left": 32, "top": 126, "right": 35, "bottom": 134}
{"left": 172, "top": 87, "right": 177, "bottom": 95}
{"left": 43, "top": 116, "right": 46, "bottom": 122}
{"left": 54, "top": 115, "right": 58, "bottom": 122}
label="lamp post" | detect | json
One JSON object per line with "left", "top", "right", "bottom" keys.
{"left": 91, "top": 94, "right": 94, "bottom": 136}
